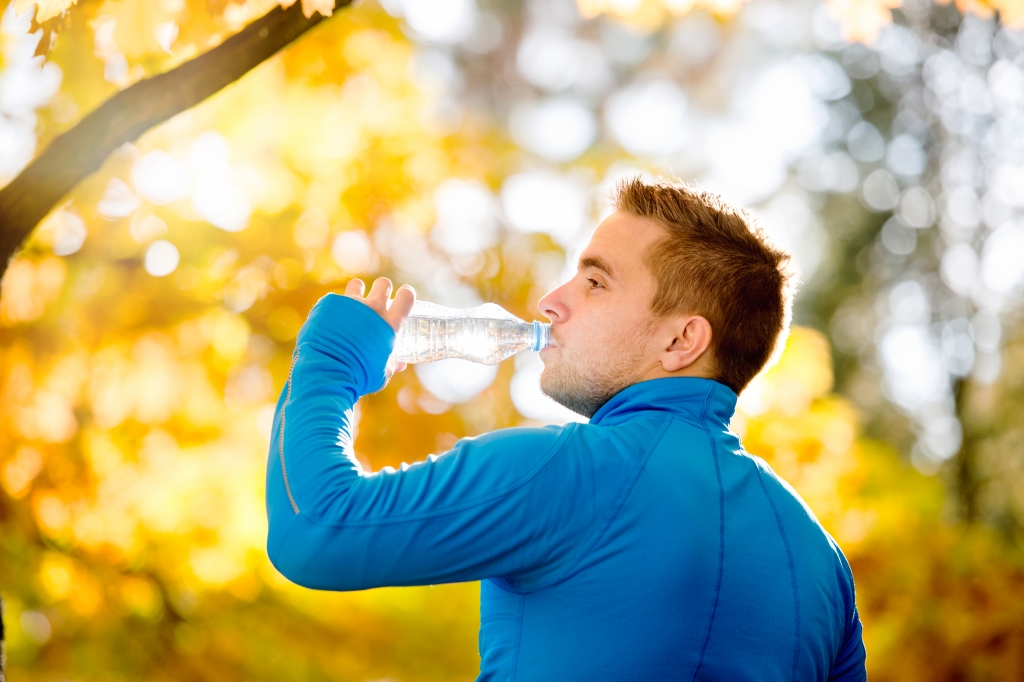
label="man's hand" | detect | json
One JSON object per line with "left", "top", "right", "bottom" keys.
{"left": 344, "top": 277, "right": 416, "bottom": 382}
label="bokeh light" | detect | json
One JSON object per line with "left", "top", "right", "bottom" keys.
{"left": 414, "top": 358, "right": 499, "bottom": 403}
{"left": 143, "top": 239, "right": 180, "bottom": 277}
{"left": 500, "top": 171, "right": 590, "bottom": 247}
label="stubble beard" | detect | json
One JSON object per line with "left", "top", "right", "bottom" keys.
{"left": 539, "top": 333, "right": 652, "bottom": 419}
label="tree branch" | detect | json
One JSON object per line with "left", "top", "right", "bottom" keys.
{"left": 0, "top": 0, "right": 353, "bottom": 283}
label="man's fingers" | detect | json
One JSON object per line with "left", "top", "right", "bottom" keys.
{"left": 344, "top": 278, "right": 365, "bottom": 298}
{"left": 344, "top": 277, "right": 414, "bottom": 336}
{"left": 367, "top": 277, "right": 393, "bottom": 304}
{"left": 391, "top": 284, "right": 416, "bottom": 317}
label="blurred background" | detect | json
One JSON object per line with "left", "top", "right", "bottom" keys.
{"left": 1, "top": 0, "right": 1024, "bottom": 678}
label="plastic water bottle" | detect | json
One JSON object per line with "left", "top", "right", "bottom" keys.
{"left": 389, "top": 300, "right": 551, "bottom": 366}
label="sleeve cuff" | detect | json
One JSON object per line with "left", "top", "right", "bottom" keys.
{"left": 296, "top": 292, "right": 397, "bottom": 395}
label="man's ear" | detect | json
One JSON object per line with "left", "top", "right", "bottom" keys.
{"left": 660, "top": 315, "right": 713, "bottom": 373}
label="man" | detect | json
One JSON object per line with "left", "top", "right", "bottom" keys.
{"left": 265, "top": 177, "right": 867, "bottom": 680}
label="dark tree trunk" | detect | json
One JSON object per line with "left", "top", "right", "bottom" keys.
{"left": 0, "top": 0, "right": 353, "bottom": 284}
{"left": 952, "top": 378, "right": 979, "bottom": 523}
{"left": 1, "top": 594, "right": 6, "bottom": 682}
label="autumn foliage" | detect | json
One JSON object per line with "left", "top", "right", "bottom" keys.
{"left": 2, "top": 0, "right": 1024, "bottom": 680}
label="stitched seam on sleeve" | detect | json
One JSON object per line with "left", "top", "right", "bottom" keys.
{"left": 754, "top": 463, "right": 802, "bottom": 682}
{"left": 510, "top": 594, "right": 526, "bottom": 682}
{"left": 691, "top": 383, "right": 723, "bottom": 682}
{"left": 279, "top": 347, "right": 302, "bottom": 515}
{"left": 291, "top": 423, "right": 579, "bottom": 529}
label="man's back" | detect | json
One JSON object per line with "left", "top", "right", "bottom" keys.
{"left": 265, "top": 294, "right": 865, "bottom": 681}
{"left": 478, "top": 381, "right": 864, "bottom": 681}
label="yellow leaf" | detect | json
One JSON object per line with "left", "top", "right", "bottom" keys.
{"left": 994, "top": 0, "right": 1024, "bottom": 25}
{"left": 278, "top": 0, "right": 334, "bottom": 18}
{"left": 12, "top": 0, "right": 78, "bottom": 23}
{"left": 94, "top": 0, "right": 181, "bottom": 60}
{"left": 824, "top": 0, "right": 901, "bottom": 43}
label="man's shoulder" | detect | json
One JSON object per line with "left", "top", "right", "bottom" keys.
{"left": 456, "top": 420, "right": 662, "bottom": 489}
{"left": 459, "top": 422, "right": 576, "bottom": 452}
{"left": 744, "top": 453, "right": 821, "bottom": 522}
{"left": 743, "top": 452, "right": 857, "bottom": 581}
{"left": 461, "top": 417, "right": 662, "bottom": 453}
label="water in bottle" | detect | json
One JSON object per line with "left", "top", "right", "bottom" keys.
{"left": 390, "top": 300, "right": 551, "bottom": 366}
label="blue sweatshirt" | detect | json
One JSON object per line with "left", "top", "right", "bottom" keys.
{"left": 266, "top": 293, "right": 866, "bottom": 681}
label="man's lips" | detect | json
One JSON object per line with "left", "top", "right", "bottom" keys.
{"left": 542, "top": 328, "right": 559, "bottom": 353}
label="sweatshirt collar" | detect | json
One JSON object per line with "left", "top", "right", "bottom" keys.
{"left": 588, "top": 377, "right": 737, "bottom": 428}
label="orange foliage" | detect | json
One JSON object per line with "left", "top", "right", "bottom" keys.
{"left": 3, "top": 0, "right": 1024, "bottom": 680}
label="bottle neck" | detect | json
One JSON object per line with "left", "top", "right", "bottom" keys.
{"left": 532, "top": 321, "right": 551, "bottom": 351}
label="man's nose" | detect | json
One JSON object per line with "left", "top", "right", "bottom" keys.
{"left": 537, "top": 284, "right": 566, "bottom": 322}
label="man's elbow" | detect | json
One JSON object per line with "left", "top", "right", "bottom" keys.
{"left": 265, "top": 513, "right": 317, "bottom": 587}
{"left": 265, "top": 518, "right": 367, "bottom": 592}
{"left": 266, "top": 520, "right": 306, "bottom": 586}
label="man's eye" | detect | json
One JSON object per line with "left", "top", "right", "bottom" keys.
{"left": 587, "top": 278, "right": 601, "bottom": 289}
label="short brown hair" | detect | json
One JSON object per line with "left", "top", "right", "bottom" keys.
{"left": 615, "top": 177, "right": 797, "bottom": 394}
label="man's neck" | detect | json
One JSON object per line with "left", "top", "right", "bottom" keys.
{"left": 639, "top": 353, "right": 717, "bottom": 384}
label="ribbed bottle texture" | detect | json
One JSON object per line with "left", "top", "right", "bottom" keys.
{"left": 390, "top": 300, "right": 551, "bottom": 366}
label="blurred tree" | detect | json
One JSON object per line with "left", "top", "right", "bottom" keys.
{"left": 788, "top": 3, "right": 1024, "bottom": 538}
{"left": 0, "top": 0, "right": 497, "bottom": 677}
{"left": 2, "top": 0, "right": 1024, "bottom": 679}
{"left": 0, "top": 0, "right": 352, "bottom": 283}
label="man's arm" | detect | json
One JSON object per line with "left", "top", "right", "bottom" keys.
{"left": 829, "top": 605, "right": 866, "bottom": 680}
{"left": 829, "top": 551, "right": 867, "bottom": 681}
{"left": 265, "top": 286, "right": 621, "bottom": 592}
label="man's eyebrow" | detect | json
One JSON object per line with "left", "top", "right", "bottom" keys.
{"left": 578, "top": 256, "right": 617, "bottom": 280}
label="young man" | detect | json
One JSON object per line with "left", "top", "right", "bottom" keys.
{"left": 265, "top": 178, "right": 867, "bottom": 680}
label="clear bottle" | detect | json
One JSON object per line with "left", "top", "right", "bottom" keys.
{"left": 390, "top": 300, "right": 551, "bottom": 366}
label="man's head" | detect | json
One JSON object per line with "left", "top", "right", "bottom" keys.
{"left": 537, "top": 177, "right": 796, "bottom": 419}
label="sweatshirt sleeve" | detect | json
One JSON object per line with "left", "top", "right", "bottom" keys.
{"left": 829, "top": 552, "right": 867, "bottom": 681}
{"left": 828, "top": 605, "right": 866, "bottom": 681}
{"left": 265, "top": 293, "right": 605, "bottom": 592}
